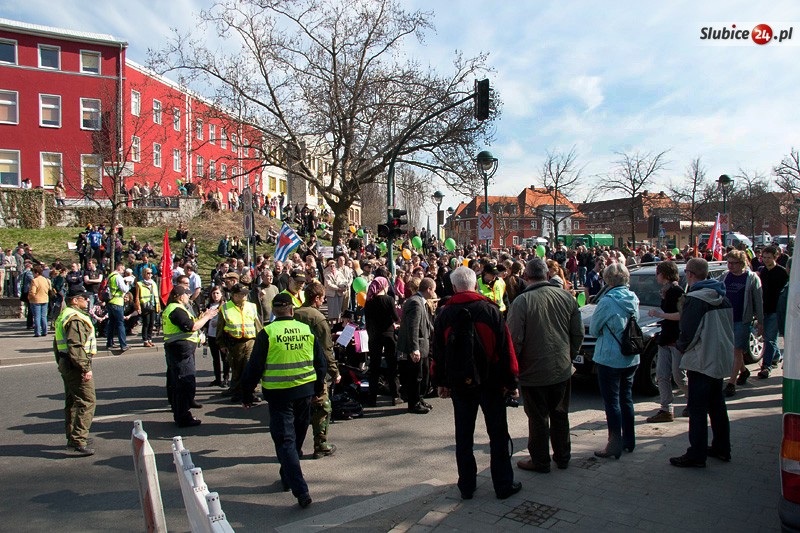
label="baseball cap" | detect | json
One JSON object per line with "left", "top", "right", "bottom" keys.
{"left": 289, "top": 269, "right": 306, "bottom": 282}
{"left": 230, "top": 283, "right": 250, "bottom": 296}
{"left": 483, "top": 263, "right": 500, "bottom": 276}
{"left": 272, "top": 293, "right": 294, "bottom": 308}
{"left": 172, "top": 286, "right": 191, "bottom": 297}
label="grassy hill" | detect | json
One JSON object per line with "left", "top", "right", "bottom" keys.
{"left": 0, "top": 209, "right": 290, "bottom": 276}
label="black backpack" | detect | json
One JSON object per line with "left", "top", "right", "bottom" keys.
{"left": 606, "top": 313, "right": 644, "bottom": 356}
{"left": 444, "top": 307, "right": 488, "bottom": 390}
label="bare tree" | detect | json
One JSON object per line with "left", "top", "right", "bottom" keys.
{"left": 668, "top": 157, "right": 717, "bottom": 248}
{"left": 154, "top": 0, "right": 494, "bottom": 242}
{"left": 539, "top": 147, "right": 583, "bottom": 244}
{"left": 490, "top": 200, "right": 519, "bottom": 248}
{"left": 600, "top": 150, "right": 669, "bottom": 245}
{"left": 395, "top": 166, "right": 430, "bottom": 230}
{"left": 732, "top": 169, "right": 770, "bottom": 240}
{"left": 774, "top": 148, "right": 800, "bottom": 236}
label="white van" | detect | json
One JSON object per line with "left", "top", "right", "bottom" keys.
{"left": 726, "top": 232, "right": 753, "bottom": 249}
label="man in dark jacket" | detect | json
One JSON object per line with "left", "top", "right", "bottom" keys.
{"left": 397, "top": 277, "right": 436, "bottom": 414}
{"left": 507, "top": 258, "right": 583, "bottom": 472}
{"left": 433, "top": 266, "right": 521, "bottom": 500}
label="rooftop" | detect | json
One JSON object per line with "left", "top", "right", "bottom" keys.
{"left": 0, "top": 17, "right": 127, "bottom": 47}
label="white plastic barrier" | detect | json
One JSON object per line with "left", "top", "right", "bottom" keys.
{"left": 131, "top": 420, "right": 168, "bottom": 533}
{"left": 172, "top": 436, "right": 235, "bottom": 533}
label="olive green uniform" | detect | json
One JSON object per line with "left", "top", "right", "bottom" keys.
{"left": 294, "top": 306, "right": 339, "bottom": 454}
{"left": 217, "top": 301, "right": 262, "bottom": 400}
{"left": 53, "top": 307, "right": 97, "bottom": 448}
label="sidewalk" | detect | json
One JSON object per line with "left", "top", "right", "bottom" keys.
{"left": 386, "top": 369, "right": 783, "bottom": 532}
{"left": 0, "top": 318, "right": 160, "bottom": 366}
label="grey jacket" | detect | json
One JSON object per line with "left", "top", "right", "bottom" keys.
{"left": 678, "top": 281, "right": 734, "bottom": 379}
{"left": 396, "top": 293, "right": 433, "bottom": 359}
{"left": 721, "top": 270, "right": 763, "bottom": 324}
{"left": 507, "top": 281, "right": 584, "bottom": 387}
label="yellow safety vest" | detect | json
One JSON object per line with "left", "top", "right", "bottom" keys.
{"left": 162, "top": 302, "right": 200, "bottom": 344}
{"left": 109, "top": 272, "right": 125, "bottom": 306}
{"left": 54, "top": 307, "right": 97, "bottom": 355}
{"left": 260, "top": 320, "right": 316, "bottom": 390}
{"left": 136, "top": 280, "right": 159, "bottom": 310}
{"left": 280, "top": 288, "right": 304, "bottom": 308}
{"left": 478, "top": 277, "right": 506, "bottom": 312}
{"left": 221, "top": 300, "right": 259, "bottom": 339}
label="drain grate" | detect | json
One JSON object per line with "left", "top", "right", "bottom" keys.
{"left": 572, "top": 456, "right": 601, "bottom": 470}
{"left": 504, "top": 500, "right": 560, "bottom": 526}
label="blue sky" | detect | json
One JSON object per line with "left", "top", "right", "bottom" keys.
{"left": 3, "top": 0, "right": 799, "bottom": 212}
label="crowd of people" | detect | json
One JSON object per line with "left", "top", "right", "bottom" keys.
{"left": 11, "top": 217, "right": 793, "bottom": 507}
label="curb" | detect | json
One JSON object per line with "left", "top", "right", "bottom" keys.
{"left": 0, "top": 345, "right": 163, "bottom": 367}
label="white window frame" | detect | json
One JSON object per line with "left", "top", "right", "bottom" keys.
{"left": 512, "top": 236, "right": 519, "bottom": 246}
{"left": 231, "top": 133, "right": 238, "bottom": 152}
{"left": 0, "top": 90, "right": 19, "bottom": 125}
{"left": 152, "top": 99, "right": 162, "bottom": 125}
{"left": 131, "top": 90, "right": 140, "bottom": 116}
{"left": 153, "top": 143, "right": 162, "bottom": 168}
{"left": 39, "top": 94, "right": 61, "bottom": 127}
{"left": 220, "top": 163, "right": 227, "bottom": 180}
{"left": 40, "top": 152, "right": 63, "bottom": 188}
{"left": 80, "top": 98, "right": 101, "bottom": 130}
{"left": 196, "top": 155, "right": 204, "bottom": 177}
{"left": 573, "top": 221, "right": 580, "bottom": 230}
{"left": 80, "top": 154, "right": 102, "bottom": 189}
{"left": 79, "top": 50, "right": 101, "bottom": 75}
{"left": 209, "top": 159, "right": 216, "bottom": 180}
{"left": 512, "top": 220, "right": 519, "bottom": 230}
{"left": 196, "top": 119, "right": 203, "bottom": 140}
{"left": 243, "top": 138, "right": 248, "bottom": 157}
{"left": 131, "top": 136, "right": 141, "bottom": 162}
{"left": 220, "top": 129, "right": 227, "bottom": 149}
{"left": 172, "top": 107, "right": 180, "bottom": 131}
{"left": 530, "top": 220, "right": 538, "bottom": 230}
{"left": 209, "top": 124, "right": 215, "bottom": 144}
{"left": 0, "top": 39, "right": 18, "bottom": 65}
{"left": 38, "top": 44, "right": 60, "bottom": 70}
{"left": 0, "top": 149, "right": 21, "bottom": 187}
{"left": 173, "top": 149, "right": 181, "bottom": 172}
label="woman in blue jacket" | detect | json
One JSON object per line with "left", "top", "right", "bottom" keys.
{"left": 589, "top": 262, "right": 640, "bottom": 459}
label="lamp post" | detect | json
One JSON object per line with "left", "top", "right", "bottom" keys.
{"left": 476, "top": 150, "right": 499, "bottom": 253}
{"left": 446, "top": 206, "right": 455, "bottom": 241}
{"left": 717, "top": 174, "right": 734, "bottom": 243}
{"left": 432, "top": 190, "right": 445, "bottom": 250}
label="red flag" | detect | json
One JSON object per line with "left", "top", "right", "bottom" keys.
{"left": 159, "top": 228, "right": 173, "bottom": 306}
{"left": 709, "top": 213, "right": 724, "bottom": 261}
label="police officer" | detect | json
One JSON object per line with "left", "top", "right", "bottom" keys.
{"left": 162, "top": 286, "right": 218, "bottom": 427}
{"left": 478, "top": 263, "right": 506, "bottom": 313}
{"left": 217, "top": 284, "right": 262, "bottom": 403}
{"left": 241, "top": 293, "right": 327, "bottom": 509}
{"left": 294, "top": 280, "right": 340, "bottom": 459}
{"left": 54, "top": 286, "right": 97, "bottom": 456}
{"left": 134, "top": 268, "right": 160, "bottom": 347}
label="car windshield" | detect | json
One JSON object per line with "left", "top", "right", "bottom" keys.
{"left": 628, "top": 275, "right": 663, "bottom": 307}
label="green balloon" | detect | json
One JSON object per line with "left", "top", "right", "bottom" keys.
{"left": 672, "top": 248, "right": 680, "bottom": 255}
{"left": 411, "top": 236, "right": 423, "bottom": 250}
{"left": 352, "top": 276, "right": 368, "bottom": 293}
{"left": 576, "top": 292, "right": 586, "bottom": 307}
{"left": 445, "top": 238, "right": 456, "bottom": 252}
{"left": 319, "top": 222, "right": 327, "bottom": 230}
{"left": 378, "top": 241, "right": 387, "bottom": 251}
{"left": 357, "top": 228, "right": 364, "bottom": 237}
{"left": 536, "top": 245, "right": 546, "bottom": 258}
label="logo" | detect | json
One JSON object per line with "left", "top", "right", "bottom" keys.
{"left": 700, "top": 23, "right": 795, "bottom": 45}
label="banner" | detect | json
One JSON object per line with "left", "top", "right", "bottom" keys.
{"left": 159, "top": 229, "right": 173, "bottom": 306}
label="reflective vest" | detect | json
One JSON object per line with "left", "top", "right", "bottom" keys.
{"left": 109, "top": 272, "right": 125, "bottom": 306}
{"left": 55, "top": 307, "right": 97, "bottom": 355}
{"left": 478, "top": 277, "right": 506, "bottom": 312}
{"left": 221, "top": 300, "right": 259, "bottom": 339}
{"left": 162, "top": 302, "right": 200, "bottom": 344}
{"left": 260, "top": 320, "right": 316, "bottom": 390}
{"left": 136, "top": 280, "right": 159, "bottom": 309}
{"left": 280, "top": 288, "right": 304, "bottom": 308}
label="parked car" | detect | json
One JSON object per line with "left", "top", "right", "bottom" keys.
{"left": 573, "top": 261, "right": 764, "bottom": 395}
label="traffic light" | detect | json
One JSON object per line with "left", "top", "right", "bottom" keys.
{"left": 377, "top": 223, "right": 390, "bottom": 238}
{"left": 474, "top": 79, "right": 490, "bottom": 121}
{"left": 388, "top": 208, "right": 408, "bottom": 239}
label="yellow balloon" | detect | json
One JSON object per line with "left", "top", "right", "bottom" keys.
{"left": 462, "top": 259, "right": 469, "bottom": 266}
{"left": 349, "top": 225, "right": 356, "bottom": 233}
{"left": 356, "top": 291, "right": 367, "bottom": 307}
{"left": 402, "top": 248, "right": 412, "bottom": 260}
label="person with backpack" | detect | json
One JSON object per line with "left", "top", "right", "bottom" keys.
{"left": 432, "top": 266, "right": 521, "bottom": 501}
{"left": 507, "top": 258, "right": 584, "bottom": 473}
{"left": 588, "top": 262, "right": 640, "bottom": 460}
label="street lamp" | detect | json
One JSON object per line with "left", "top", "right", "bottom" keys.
{"left": 446, "top": 205, "right": 455, "bottom": 241}
{"left": 717, "top": 174, "right": 734, "bottom": 242}
{"left": 476, "top": 150, "right": 499, "bottom": 252}
{"left": 432, "top": 190, "right": 445, "bottom": 249}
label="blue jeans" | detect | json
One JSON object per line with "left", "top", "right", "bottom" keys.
{"left": 686, "top": 371, "right": 729, "bottom": 460}
{"left": 106, "top": 303, "right": 127, "bottom": 349}
{"left": 596, "top": 364, "right": 637, "bottom": 451}
{"left": 578, "top": 266, "right": 587, "bottom": 287}
{"left": 269, "top": 395, "right": 312, "bottom": 497}
{"left": 451, "top": 388, "right": 514, "bottom": 496}
{"left": 32, "top": 302, "right": 48, "bottom": 336}
{"left": 762, "top": 313, "right": 781, "bottom": 367}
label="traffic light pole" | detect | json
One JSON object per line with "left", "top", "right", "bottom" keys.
{"left": 385, "top": 92, "right": 476, "bottom": 277}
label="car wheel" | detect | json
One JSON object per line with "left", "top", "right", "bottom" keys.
{"left": 744, "top": 329, "right": 764, "bottom": 365}
{"left": 634, "top": 343, "right": 659, "bottom": 396}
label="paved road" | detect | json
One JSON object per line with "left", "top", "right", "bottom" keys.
{"left": 0, "top": 319, "right": 784, "bottom": 531}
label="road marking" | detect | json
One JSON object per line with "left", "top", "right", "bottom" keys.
{"left": 93, "top": 397, "right": 233, "bottom": 422}
{"left": 275, "top": 478, "right": 446, "bottom": 533}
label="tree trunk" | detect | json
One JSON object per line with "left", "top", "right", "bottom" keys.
{"left": 330, "top": 201, "right": 352, "bottom": 245}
